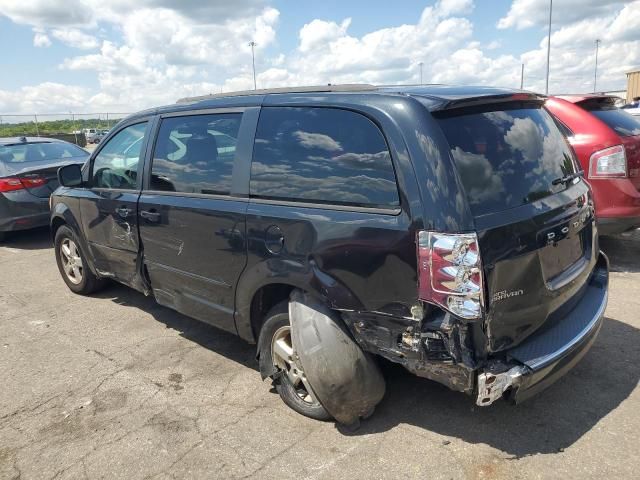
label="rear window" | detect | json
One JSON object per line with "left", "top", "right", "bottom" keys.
{"left": 251, "top": 107, "right": 399, "bottom": 208}
{"left": 0, "top": 142, "right": 87, "bottom": 163}
{"left": 436, "top": 107, "right": 578, "bottom": 217}
{"left": 585, "top": 106, "right": 640, "bottom": 137}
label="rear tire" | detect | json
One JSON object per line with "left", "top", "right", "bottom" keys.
{"left": 54, "top": 225, "right": 105, "bottom": 295}
{"left": 259, "top": 301, "right": 331, "bottom": 421}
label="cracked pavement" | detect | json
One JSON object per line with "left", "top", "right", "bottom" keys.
{"left": 1, "top": 228, "right": 639, "bottom": 479}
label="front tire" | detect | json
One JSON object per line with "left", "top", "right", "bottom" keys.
{"left": 54, "top": 225, "right": 105, "bottom": 295}
{"left": 259, "top": 302, "right": 331, "bottom": 421}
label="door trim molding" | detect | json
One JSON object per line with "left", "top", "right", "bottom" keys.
{"left": 145, "top": 259, "right": 231, "bottom": 288}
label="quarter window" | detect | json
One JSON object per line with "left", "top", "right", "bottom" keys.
{"left": 251, "top": 107, "right": 399, "bottom": 208}
{"left": 150, "top": 113, "right": 241, "bottom": 195}
{"left": 91, "top": 122, "right": 147, "bottom": 189}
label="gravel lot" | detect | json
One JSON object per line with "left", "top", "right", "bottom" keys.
{"left": 1, "top": 228, "right": 639, "bottom": 479}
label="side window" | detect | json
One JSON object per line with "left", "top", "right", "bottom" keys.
{"left": 251, "top": 107, "right": 399, "bottom": 208}
{"left": 91, "top": 122, "right": 147, "bottom": 189}
{"left": 149, "top": 113, "right": 241, "bottom": 195}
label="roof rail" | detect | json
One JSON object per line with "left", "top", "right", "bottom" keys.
{"left": 176, "top": 84, "right": 378, "bottom": 104}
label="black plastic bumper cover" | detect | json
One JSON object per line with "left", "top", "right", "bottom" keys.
{"left": 506, "top": 252, "right": 609, "bottom": 403}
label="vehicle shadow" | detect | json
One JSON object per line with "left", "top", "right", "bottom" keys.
{"left": 0, "top": 227, "right": 52, "bottom": 250}
{"left": 95, "top": 280, "right": 639, "bottom": 457}
{"left": 93, "top": 283, "right": 257, "bottom": 370}
{"left": 356, "top": 316, "right": 639, "bottom": 457}
{"left": 600, "top": 230, "right": 640, "bottom": 273}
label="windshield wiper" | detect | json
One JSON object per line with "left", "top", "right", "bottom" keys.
{"left": 552, "top": 170, "right": 584, "bottom": 186}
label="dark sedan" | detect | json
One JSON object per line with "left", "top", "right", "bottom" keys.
{"left": 0, "top": 137, "right": 88, "bottom": 240}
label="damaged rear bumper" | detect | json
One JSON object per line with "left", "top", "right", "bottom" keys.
{"left": 477, "top": 253, "right": 609, "bottom": 405}
{"left": 340, "top": 253, "right": 608, "bottom": 407}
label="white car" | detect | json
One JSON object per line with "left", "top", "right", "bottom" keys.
{"left": 621, "top": 105, "right": 640, "bottom": 116}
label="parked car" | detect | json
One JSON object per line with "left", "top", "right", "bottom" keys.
{"left": 91, "top": 129, "right": 111, "bottom": 145}
{"left": 621, "top": 105, "right": 640, "bottom": 116}
{"left": 50, "top": 85, "right": 608, "bottom": 425}
{"left": 82, "top": 128, "right": 99, "bottom": 143}
{"left": 546, "top": 95, "right": 640, "bottom": 235}
{"left": 0, "top": 136, "right": 88, "bottom": 241}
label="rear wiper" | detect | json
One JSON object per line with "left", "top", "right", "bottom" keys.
{"left": 552, "top": 171, "right": 584, "bottom": 186}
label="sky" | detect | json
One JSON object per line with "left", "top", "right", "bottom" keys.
{"left": 0, "top": 0, "right": 638, "bottom": 115}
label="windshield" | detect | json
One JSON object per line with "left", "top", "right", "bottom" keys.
{"left": 437, "top": 106, "right": 578, "bottom": 217}
{"left": 586, "top": 106, "right": 640, "bottom": 137}
{"left": 0, "top": 142, "right": 87, "bottom": 163}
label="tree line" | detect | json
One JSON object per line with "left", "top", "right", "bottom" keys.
{"left": 0, "top": 118, "right": 123, "bottom": 137}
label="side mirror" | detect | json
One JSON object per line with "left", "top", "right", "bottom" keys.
{"left": 58, "top": 164, "right": 83, "bottom": 188}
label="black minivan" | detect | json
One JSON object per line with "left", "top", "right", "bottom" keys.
{"left": 51, "top": 84, "right": 608, "bottom": 426}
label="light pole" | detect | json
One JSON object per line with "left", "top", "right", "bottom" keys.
{"left": 520, "top": 63, "right": 525, "bottom": 89}
{"left": 248, "top": 41, "right": 257, "bottom": 90}
{"left": 70, "top": 111, "right": 78, "bottom": 145}
{"left": 545, "top": 0, "right": 553, "bottom": 94}
{"left": 593, "top": 39, "right": 601, "bottom": 93}
{"left": 418, "top": 62, "right": 424, "bottom": 85}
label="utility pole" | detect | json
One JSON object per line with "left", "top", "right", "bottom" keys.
{"left": 545, "top": 0, "right": 553, "bottom": 94}
{"left": 418, "top": 62, "right": 424, "bottom": 85}
{"left": 520, "top": 63, "right": 525, "bottom": 89}
{"left": 593, "top": 39, "right": 601, "bottom": 93}
{"left": 70, "top": 111, "right": 78, "bottom": 145}
{"left": 248, "top": 41, "right": 257, "bottom": 90}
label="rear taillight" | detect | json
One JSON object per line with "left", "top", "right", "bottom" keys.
{"left": 417, "top": 231, "right": 484, "bottom": 320}
{"left": 0, "top": 176, "right": 47, "bottom": 192}
{"left": 20, "top": 177, "right": 47, "bottom": 188}
{"left": 588, "top": 145, "right": 627, "bottom": 178}
{"left": 0, "top": 178, "right": 25, "bottom": 192}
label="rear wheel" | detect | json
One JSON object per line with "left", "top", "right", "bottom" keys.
{"left": 54, "top": 225, "right": 105, "bottom": 295}
{"left": 260, "top": 302, "right": 331, "bottom": 421}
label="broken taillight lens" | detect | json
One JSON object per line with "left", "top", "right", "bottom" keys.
{"left": 417, "top": 231, "right": 484, "bottom": 320}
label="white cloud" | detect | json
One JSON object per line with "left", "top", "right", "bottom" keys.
{"left": 0, "top": 83, "right": 88, "bottom": 113}
{"left": 1, "top": 0, "right": 639, "bottom": 114}
{"left": 517, "top": 1, "right": 640, "bottom": 93}
{"left": 299, "top": 18, "right": 351, "bottom": 52}
{"left": 0, "top": 0, "right": 268, "bottom": 27}
{"left": 32, "top": 28, "right": 51, "bottom": 48}
{"left": 51, "top": 28, "right": 99, "bottom": 49}
{"left": 0, "top": 0, "right": 94, "bottom": 27}
{"left": 497, "top": 0, "right": 628, "bottom": 30}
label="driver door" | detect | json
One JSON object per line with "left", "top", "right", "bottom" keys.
{"left": 80, "top": 120, "right": 151, "bottom": 290}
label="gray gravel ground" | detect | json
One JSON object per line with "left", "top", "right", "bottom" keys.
{"left": 1, "top": 228, "right": 639, "bottom": 479}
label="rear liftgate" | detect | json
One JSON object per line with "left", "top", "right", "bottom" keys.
{"left": 288, "top": 290, "right": 386, "bottom": 427}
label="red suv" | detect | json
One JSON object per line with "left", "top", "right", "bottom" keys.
{"left": 546, "top": 95, "right": 640, "bottom": 235}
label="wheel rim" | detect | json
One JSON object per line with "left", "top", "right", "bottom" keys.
{"left": 271, "top": 325, "right": 320, "bottom": 405}
{"left": 60, "top": 238, "right": 83, "bottom": 285}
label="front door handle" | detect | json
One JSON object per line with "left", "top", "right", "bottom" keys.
{"left": 140, "top": 210, "right": 161, "bottom": 223}
{"left": 115, "top": 206, "right": 132, "bottom": 218}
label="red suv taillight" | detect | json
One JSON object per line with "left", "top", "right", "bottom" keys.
{"left": 0, "top": 176, "right": 47, "bottom": 192}
{"left": 588, "top": 145, "right": 627, "bottom": 178}
{"left": 417, "top": 231, "right": 485, "bottom": 320}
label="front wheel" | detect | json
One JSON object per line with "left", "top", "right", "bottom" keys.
{"left": 54, "top": 225, "right": 105, "bottom": 295}
{"left": 260, "top": 302, "right": 331, "bottom": 421}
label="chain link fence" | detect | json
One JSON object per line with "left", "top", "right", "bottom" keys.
{"left": 0, "top": 113, "right": 131, "bottom": 146}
